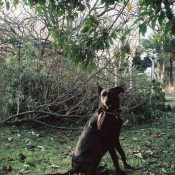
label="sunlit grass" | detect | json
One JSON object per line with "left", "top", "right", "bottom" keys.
{"left": 1, "top": 113, "right": 175, "bottom": 175}
{"left": 165, "top": 94, "right": 175, "bottom": 107}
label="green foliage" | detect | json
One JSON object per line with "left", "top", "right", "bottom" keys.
{"left": 163, "top": 37, "right": 175, "bottom": 53}
{"left": 1, "top": 0, "right": 175, "bottom": 70}
{"left": 0, "top": 0, "right": 130, "bottom": 71}
{"left": 139, "top": 22, "right": 147, "bottom": 37}
{"left": 138, "top": 0, "right": 175, "bottom": 37}
{"left": 2, "top": 43, "right": 47, "bottom": 115}
{"left": 2, "top": 41, "right": 99, "bottom": 117}
{"left": 50, "top": 10, "right": 120, "bottom": 72}
{"left": 5, "top": 1, "right": 10, "bottom": 10}
{"left": 122, "top": 76, "right": 166, "bottom": 124}
{"left": 133, "top": 55, "right": 152, "bottom": 72}
{"left": 137, "top": 80, "right": 165, "bottom": 123}
{"left": 141, "top": 38, "right": 162, "bottom": 53}
{"left": 50, "top": 25, "right": 98, "bottom": 73}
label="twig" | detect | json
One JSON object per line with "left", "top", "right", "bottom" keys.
{"left": 121, "top": 98, "right": 147, "bottom": 112}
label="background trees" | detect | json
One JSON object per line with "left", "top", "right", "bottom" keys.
{"left": 0, "top": 0, "right": 174, "bottom": 127}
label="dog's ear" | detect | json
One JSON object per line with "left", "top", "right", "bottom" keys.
{"left": 114, "top": 86, "right": 124, "bottom": 94}
{"left": 97, "top": 82, "right": 103, "bottom": 95}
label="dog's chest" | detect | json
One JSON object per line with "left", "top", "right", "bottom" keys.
{"left": 100, "top": 115, "right": 122, "bottom": 134}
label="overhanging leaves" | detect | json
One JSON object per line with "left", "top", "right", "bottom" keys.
{"left": 139, "top": 22, "right": 147, "bottom": 36}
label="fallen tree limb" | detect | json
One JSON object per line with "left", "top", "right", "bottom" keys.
{"left": 3, "top": 110, "right": 91, "bottom": 122}
{"left": 1, "top": 118, "right": 83, "bottom": 130}
{"left": 0, "top": 110, "right": 90, "bottom": 130}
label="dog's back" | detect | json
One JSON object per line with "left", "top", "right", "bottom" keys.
{"left": 72, "top": 112, "right": 106, "bottom": 174}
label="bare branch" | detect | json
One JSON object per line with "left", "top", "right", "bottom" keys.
{"left": 1, "top": 117, "right": 83, "bottom": 130}
{"left": 3, "top": 111, "right": 90, "bottom": 123}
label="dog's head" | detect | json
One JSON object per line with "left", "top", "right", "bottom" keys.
{"left": 97, "top": 83, "right": 124, "bottom": 110}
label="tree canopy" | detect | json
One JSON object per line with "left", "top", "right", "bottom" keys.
{"left": 0, "top": 0, "right": 170, "bottom": 128}
{"left": 0, "top": 0, "right": 175, "bottom": 71}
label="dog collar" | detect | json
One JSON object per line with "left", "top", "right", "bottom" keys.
{"left": 97, "top": 109, "right": 121, "bottom": 130}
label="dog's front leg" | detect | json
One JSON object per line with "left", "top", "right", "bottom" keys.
{"left": 108, "top": 148, "right": 126, "bottom": 175}
{"left": 115, "top": 139, "right": 133, "bottom": 170}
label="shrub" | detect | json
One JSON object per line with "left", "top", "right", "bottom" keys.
{"left": 121, "top": 77, "right": 166, "bottom": 124}
{"left": 2, "top": 42, "right": 99, "bottom": 119}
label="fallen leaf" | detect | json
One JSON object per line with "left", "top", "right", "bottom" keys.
{"left": 19, "top": 168, "right": 31, "bottom": 174}
{"left": 134, "top": 153, "right": 143, "bottom": 159}
{"left": 162, "top": 168, "right": 166, "bottom": 172}
{"left": 31, "top": 130, "right": 36, "bottom": 136}
{"left": 119, "top": 137, "right": 125, "bottom": 140}
{"left": 133, "top": 150, "right": 139, "bottom": 154}
{"left": 142, "top": 132, "right": 147, "bottom": 136}
{"left": 145, "top": 150, "right": 153, "bottom": 155}
{"left": 171, "top": 163, "right": 175, "bottom": 168}
{"left": 7, "top": 158, "right": 14, "bottom": 162}
{"left": 19, "top": 153, "right": 26, "bottom": 161}
{"left": 162, "top": 162, "right": 169, "bottom": 167}
{"left": 24, "top": 138, "right": 31, "bottom": 143}
{"left": 162, "top": 150, "right": 168, "bottom": 153}
{"left": 24, "top": 164, "right": 30, "bottom": 168}
{"left": 8, "top": 137, "right": 13, "bottom": 142}
{"left": 37, "top": 146, "right": 45, "bottom": 151}
{"left": 145, "top": 141, "right": 154, "bottom": 148}
{"left": 59, "top": 140, "right": 67, "bottom": 144}
{"left": 26, "top": 163, "right": 35, "bottom": 167}
{"left": 131, "top": 137, "right": 137, "bottom": 141}
{"left": 57, "top": 132, "right": 66, "bottom": 137}
{"left": 26, "top": 144, "right": 36, "bottom": 151}
{"left": 49, "top": 164, "right": 60, "bottom": 168}
{"left": 3, "top": 165, "right": 12, "bottom": 171}
{"left": 26, "top": 141, "right": 32, "bottom": 147}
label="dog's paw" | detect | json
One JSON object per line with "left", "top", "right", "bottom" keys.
{"left": 124, "top": 163, "right": 134, "bottom": 170}
{"left": 116, "top": 169, "right": 126, "bottom": 175}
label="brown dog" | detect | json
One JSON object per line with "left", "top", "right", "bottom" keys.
{"left": 46, "top": 83, "right": 132, "bottom": 175}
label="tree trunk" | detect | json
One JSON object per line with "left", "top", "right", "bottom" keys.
{"left": 169, "top": 55, "right": 173, "bottom": 87}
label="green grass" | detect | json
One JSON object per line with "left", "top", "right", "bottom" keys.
{"left": 165, "top": 94, "right": 175, "bottom": 107}
{"left": 1, "top": 113, "right": 175, "bottom": 175}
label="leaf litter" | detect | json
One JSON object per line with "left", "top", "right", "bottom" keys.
{"left": 1, "top": 115, "right": 175, "bottom": 174}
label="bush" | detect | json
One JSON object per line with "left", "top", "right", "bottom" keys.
{"left": 121, "top": 77, "right": 166, "bottom": 124}
{"left": 2, "top": 42, "right": 99, "bottom": 119}
{"left": 2, "top": 43, "right": 166, "bottom": 125}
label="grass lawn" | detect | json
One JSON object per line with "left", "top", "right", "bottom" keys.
{"left": 0, "top": 95, "right": 175, "bottom": 175}
{"left": 165, "top": 94, "right": 175, "bottom": 107}
{"left": 0, "top": 113, "right": 175, "bottom": 175}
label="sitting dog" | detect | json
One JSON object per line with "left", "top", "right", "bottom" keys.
{"left": 47, "top": 83, "right": 132, "bottom": 175}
